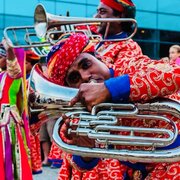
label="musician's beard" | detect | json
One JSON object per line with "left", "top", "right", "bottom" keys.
{"left": 98, "top": 22, "right": 107, "bottom": 37}
{"left": 98, "top": 22, "right": 121, "bottom": 37}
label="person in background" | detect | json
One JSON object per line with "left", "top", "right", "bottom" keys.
{"left": 169, "top": 44, "right": 180, "bottom": 65}
{"left": 46, "top": 33, "right": 180, "bottom": 180}
{"left": 0, "top": 45, "right": 7, "bottom": 72}
{"left": 0, "top": 38, "right": 32, "bottom": 180}
{"left": 39, "top": 118, "right": 57, "bottom": 167}
{"left": 25, "top": 49, "right": 40, "bottom": 79}
{"left": 24, "top": 49, "right": 44, "bottom": 174}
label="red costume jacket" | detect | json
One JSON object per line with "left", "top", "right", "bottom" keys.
{"left": 58, "top": 38, "right": 180, "bottom": 180}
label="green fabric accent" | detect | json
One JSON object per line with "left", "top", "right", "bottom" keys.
{"left": 10, "top": 121, "right": 18, "bottom": 179}
{"left": 9, "top": 79, "right": 22, "bottom": 106}
{"left": 15, "top": 126, "right": 20, "bottom": 180}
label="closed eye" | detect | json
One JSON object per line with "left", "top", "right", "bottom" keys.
{"left": 66, "top": 71, "right": 81, "bottom": 84}
{"left": 79, "top": 58, "right": 92, "bottom": 70}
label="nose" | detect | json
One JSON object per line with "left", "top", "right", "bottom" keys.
{"left": 80, "top": 70, "right": 91, "bottom": 83}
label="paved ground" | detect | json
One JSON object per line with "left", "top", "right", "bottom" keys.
{"left": 33, "top": 166, "right": 59, "bottom": 180}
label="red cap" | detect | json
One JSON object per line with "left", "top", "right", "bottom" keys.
{"left": 25, "top": 50, "right": 40, "bottom": 62}
{"left": 100, "top": 0, "right": 135, "bottom": 14}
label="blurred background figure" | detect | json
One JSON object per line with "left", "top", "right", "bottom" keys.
{"left": 0, "top": 38, "right": 32, "bottom": 180}
{"left": 24, "top": 49, "right": 44, "bottom": 175}
{"left": 169, "top": 44, "right": 180, "bottom": 65}
{"left": 0, "top": 45, "right": 7, "bottom": 72}
{"left": 39, "top": 119, "right": 56, "bottom": 167}
{"left": 25, "top": 49, "right": 40, "bottom": 79}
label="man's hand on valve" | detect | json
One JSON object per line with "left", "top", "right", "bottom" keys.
{"left": 60, "top": 114, "right": 95, "bottom": 148}
{"left": 69, "top": 82, "right": 111, "bottom": 111}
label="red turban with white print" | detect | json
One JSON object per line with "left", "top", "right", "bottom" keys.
{"left": 46, "top": 33, "right": 95, "bottom": 86}
{"left": 100, "top": 0, "right": 136, "bottom": 18}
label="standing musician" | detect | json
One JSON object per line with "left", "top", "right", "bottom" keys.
{"left": 46, "top": 33, "right": 180, "bottom": 180}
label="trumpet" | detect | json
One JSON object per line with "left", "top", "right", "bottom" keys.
{"left": 3, "top": 25, "right": 51, "bottom": 57}
{"left": 34, "top": 4, "right": 137, "bottom": 42}
{"left": 3, "top": 3, "right": 137, "bottom": 52}
{"left": 28, "top": 64, "right": 180, "bottom": 163}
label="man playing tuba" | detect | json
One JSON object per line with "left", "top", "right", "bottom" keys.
{"left": 45, "top": 33, "right": 180, "bottom": 180}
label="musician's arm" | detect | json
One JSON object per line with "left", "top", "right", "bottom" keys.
{"left": 70, "top": 74, "right": 131, "bottom": 171}
{"left": 72, "top": 155, "right": 100, "bottom": 171}
{"left": 69, "top": 63, "right": 180, "bottom": 171}
{"left": 2, "top": 39, "right": 21, "bottom": 79}
{"left": 107, "top": 57, "right": 180, "bottom": 102}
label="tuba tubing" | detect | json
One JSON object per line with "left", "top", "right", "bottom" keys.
{"left": 53, "top": 106, "right": 180, "bottom": 163}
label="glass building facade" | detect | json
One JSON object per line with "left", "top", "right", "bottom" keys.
{"left": 0, "top": 0, "right": 180, "bottom": 59}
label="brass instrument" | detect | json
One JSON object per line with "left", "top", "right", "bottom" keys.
{"left": 34, "top": 4, "right": 137, "bottom": 42}
{"left": 3, "top": 26, "right": 51, "bottom": 57}
{"left": 29, "top": 64, "right": 180, "bottom": 163}
{"left": 3, "top": 3, "right": 137, "bottom": 56}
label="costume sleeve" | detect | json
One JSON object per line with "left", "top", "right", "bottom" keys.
{"left": 104, "top": 74, "right": 130, "bottom": 102}
{"left": 72, "top": 155, "right": 100, "bottom": 171}
{"left": 101, "top": 40, "right": 180, "bottom": 102}
{"left": 112, "top": 59, "right": 180, "bottom": 102}
{"left": 128, "top": 62, "right": 180, "bottom": 101}
{"left": 6, "top": 58, "right": 22, "bottom": 79}
{"left": 61, "top": 153, "right": 99, "bottom": 172}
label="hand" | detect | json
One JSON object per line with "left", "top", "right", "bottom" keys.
{"left": 60, "top": 114, "right": 95, "bottom": 148}
{"left": 1, "top": 38, "right": 15, "bottom": 60}
{"left": 70, "top": 82, "right": 111, "bottom": 111}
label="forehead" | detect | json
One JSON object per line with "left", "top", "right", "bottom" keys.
{"left": 170, "top": 47, "right": 178, "bottom": 52}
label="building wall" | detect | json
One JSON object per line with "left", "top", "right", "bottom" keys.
{"left": 0, "top": 0, "right": 180, "bottom": 58}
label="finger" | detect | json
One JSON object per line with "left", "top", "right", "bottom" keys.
{"left": 69, "top": 92, "right": 80, "bottom": 106}
{"left": 65, "top": 138, "right": 75, "bottom": 145}
{"left": 87, "top": 105, "right": 92, "bottom": 112}
{"left": 60, "top": 123, "right": 71, "bottom": 140}
{"left": 60, "top": 123, "right": 77, "bottom": 145}
{"left": 61, "top": 113, "right": 68, "bottom": 120}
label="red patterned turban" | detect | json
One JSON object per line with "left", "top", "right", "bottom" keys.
{"left": 46, "top": 33, "right": 95, "bottom": 86}
{"left": 100, "top": 0, "right": 136, "bottom": 18}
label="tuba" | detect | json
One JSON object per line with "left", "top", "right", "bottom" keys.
{"left": 29, "top": 64, "right": 180, "bottom": 163}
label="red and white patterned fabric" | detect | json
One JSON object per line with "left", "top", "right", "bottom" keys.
{"left": 47, "top": 33, "right": 94, "bottom": 86}
{"left": 29, "top": 133, "right": 42, "bottom": 174}
{"left": 96, "top": 39, "right": 180, "bottom": 101}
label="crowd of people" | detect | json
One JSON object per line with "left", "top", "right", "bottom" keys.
{"left": 0, "top": 0, "right": 179, "bottom": 180}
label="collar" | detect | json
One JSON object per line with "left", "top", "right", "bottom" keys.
{"left": 104, "top": 32, "right": 128, "bottom": 40}
{"left": 96, "top": 32, "right": 128, "bottom": 50}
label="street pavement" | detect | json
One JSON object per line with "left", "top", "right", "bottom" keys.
{"left": 33, "top": 166, "right": 59, "bottom": 180}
